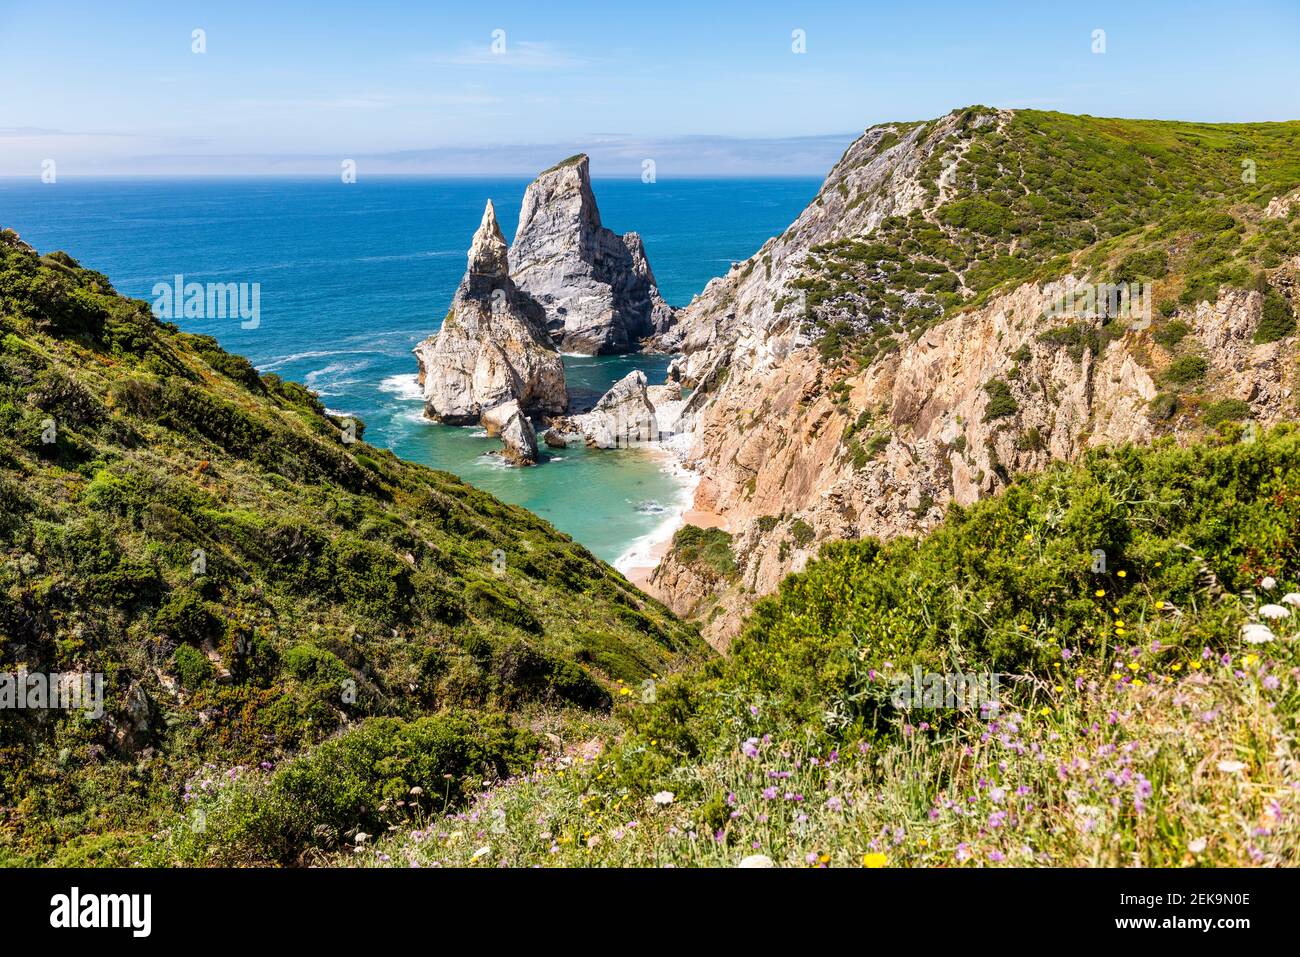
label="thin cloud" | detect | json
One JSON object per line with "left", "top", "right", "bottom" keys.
{"left": 423, "top": 40, "right": 592, "bottom": 71}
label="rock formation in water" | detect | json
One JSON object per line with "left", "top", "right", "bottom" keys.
{"left": 509, "top": 154, "right": 676, "bottom": 354}
{"left": 414, "top": 200, "right": 566, "bottom": 464}
{"left": 544, "top": 370, "right": 657, "bottom": 449}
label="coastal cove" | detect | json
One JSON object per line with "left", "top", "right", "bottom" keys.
{"left": 0, "top": 176, "right": 818, "bottom": 564}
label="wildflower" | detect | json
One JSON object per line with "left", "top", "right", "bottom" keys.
{"left": 1187, "top": 837, "right": 1207, "bottom": 854}
{"left": 738, "top": 854, "right": 775, "bottom": 868}
{"left": 741, "top": 737, "right": 761, "bottom": 759}
{"left": 762, "top": 787, "right": 778, "bottom": 800}
{"left": 1117, "top": 570, "right": 1126, "bottom": 579}
{"left": 1261, "top": 576, "right": 1277, "bottom": 591}
{"left": 988, "top": 850, "right": 1006, "bottom": 862}
{"left": 652, "top": 791, "right": 675, "bottom": 806}
{"left": 1094, "top": 589, "right": 1106, "bottom": 597}
{"left": 861, "top": 852, "right": 888, "bottom": 868}
{"left": 825, "top": 796, "right": 843, "bottom": 812}
{"left": 1263, "top": 675, "right": 1280, "bottom": 690}
{"left": 1217, "top": 760, "right": 1247, "bottom": 774}
{"left": 955, "top": 843, "right": 973, "bottom": 862}
{"left": 1259, "top": 604, "right": 1290, "bottom": 620}
{"left": 470, "top": 845, "right": 491, "bottom": 861}
{"left": 1282, "top": 593, "right": 1300, "bottom": 607}
{"left": 1242, "top": 623, "right": 1275, "bottom": 644}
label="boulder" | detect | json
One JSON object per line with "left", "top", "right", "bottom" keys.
{"left": 556, "top": 370, "right": 662, "bottom": 449}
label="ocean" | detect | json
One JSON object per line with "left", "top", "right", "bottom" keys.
{"left": 0, "top": 176, "right": 818, "bottom": 564}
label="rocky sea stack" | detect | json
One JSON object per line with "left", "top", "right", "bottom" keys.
{"left": 510, "top": 154, "right": 676, "bottom": 354}
{"left": 414, "top": 199, "right": 566, "bottom": 464}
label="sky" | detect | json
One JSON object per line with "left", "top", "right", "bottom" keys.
{"left": 1, "top": 0, "right": 1298, "bottom": 177}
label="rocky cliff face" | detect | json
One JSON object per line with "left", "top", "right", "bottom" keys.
{"left": 649, "top": 110, "right": 1300, "bottom": 647}
{"left": 414, "top": 200, "right": 566, "bottom": 463}
{"left": 510, "top": 155, "right": 676, "bottom": 354}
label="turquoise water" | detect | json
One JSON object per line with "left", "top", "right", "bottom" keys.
{"left": 0, "top": 177, "right": 818, "bottom": 562}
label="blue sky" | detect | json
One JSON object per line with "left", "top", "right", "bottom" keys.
{"left": 1, "top": 0, "right": 1297, "bottom": 176}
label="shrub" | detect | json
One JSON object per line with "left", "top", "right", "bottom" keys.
{"left": 163, "top": 713, "right": 537, "bottom": 864}
{"left": 172, "top": 643, "right": 214, "bottom": 689}
{"left": 982, "top": 378, "right": 1018, "bottom": 421}
{"left": 1202, "top": 398, "right": 1252, "bottom": 426}
{"left": 1255, "top": 289, "right": 1296, "bottom": 344}
{"left": 1149, "top": 392, "right": 1179, "bottom": 420}
{"left": 669, "top": 525, "right": 737, "bottom": 578}
{"left": 153, "top": 590, "right": 222, "bottom": 645}
{"left": 1161, "top": 354, "right": 1209, "bottom": 386}
{"left": 1152, "top": 319, "right": 1190, "bottom": 349}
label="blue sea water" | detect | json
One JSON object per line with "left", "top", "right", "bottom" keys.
{"left": 0, "top": 177, "right": 818, "bottom": 563}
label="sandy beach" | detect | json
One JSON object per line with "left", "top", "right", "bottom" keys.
{"left": 615, "top": 434, "right": 727, "bottom": 593}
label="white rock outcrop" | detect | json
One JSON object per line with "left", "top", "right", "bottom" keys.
{"left": 510, "top": 155, "right": 675, "bottom": 354}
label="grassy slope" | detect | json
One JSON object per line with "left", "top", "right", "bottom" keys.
{"left": 800, "top": 108, "right": 1300, "bottom": 369}
{"left": 0, "top": 230, "right": 708, "bottom": 864}
{"left": 359, "top": 426, "right": 1300, "bottom": 867}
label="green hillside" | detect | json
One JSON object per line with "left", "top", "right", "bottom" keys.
{"left": 359, "top": 426, "right": 1300, "bottom": 867}
{"left": 801, "top": 108, "right": 1300, "bottom": 366}
{"left": 0, "top": 229, "right": 707, "bottom": 864}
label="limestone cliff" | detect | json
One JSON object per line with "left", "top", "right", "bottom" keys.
{"left": 649, "top": 109, "right": 1300, "bottom": 647}
{"left": 510, "top": 155, "right": 676, "bottom": 354}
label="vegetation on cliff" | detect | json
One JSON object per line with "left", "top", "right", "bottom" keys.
{"left": 799, "top": 109, "right": 1300, "bottom": 370}
{"left": 0, "top": 230, "right": 706, "bottom": 865}
{"left": 354, "top": 426, "right": 1300, "bottom": 867}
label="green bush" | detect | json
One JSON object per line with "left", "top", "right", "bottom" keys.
{"left": 163, "top": 713, "right": 538, "bottom": 864}
{"left": 669, "top": 525, "right": 737, "bottom": 578}
{"left": 1152, "top": 319, "right": 1190, "bottom": 349}
{"left": 1202, "top": 398, "right": 1252, "bottom": 426}
{"left": 153, "top": 589, "right": 222, "bottom": 645}
{"left": 1162, "top": 354, "right": 1209, "bottom": 386}
{"left": 172, "top": 643, "right": 214, "bottom": 689}
{"left": 982, "top": 378, "right": 1018, "bottom": 421}
{"left": 1255, "top": 289, "right": 1296, "bottom": 344}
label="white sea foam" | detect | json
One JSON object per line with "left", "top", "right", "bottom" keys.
{"left": 378, "top": 373, "right": 424, "bottom": 402}
{"left": 260, "top": 348, "right": 376, "bottom": 373}
{"left": 304, "top": 359, "right": 369, "bottom": 397}
{"left": 613, "top": 442, "right": 700, "bottom": 575}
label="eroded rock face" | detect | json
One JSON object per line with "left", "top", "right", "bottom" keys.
{"left": 544, "top": 370, "right": 662, "bottom": 449}
{"left": 482, "top": 399, "right": 539, "bottom": 466}
{"left": 645, "top": 114, "right": 1300, "bottom": 647}
{"left": 415, "top": 200, "right": 567, "bottom": 427}
{"left": 509, "top": 155, "right": 675, "bottom": 354}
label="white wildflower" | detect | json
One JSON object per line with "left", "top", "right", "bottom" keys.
{"left": 1261, "top": 576, "right": 1277, "bottom": 591}
{"left": 1242, "top": 623, "right": 1275, "bottom": 644}
{"left": 1217, "top": 760, "right": 1247, "bottom": 773}
{"left": 652, "top": 791, "right": 675, "bottom": 806}
{"left": 1187, "top": 837, "right": 1207, "bottom": 854}
{"left": 738, "top": 854, "right": 775, "bottom": 868}
{"left": 1259, "top": 603, "right": 1290, "bottom": 620}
